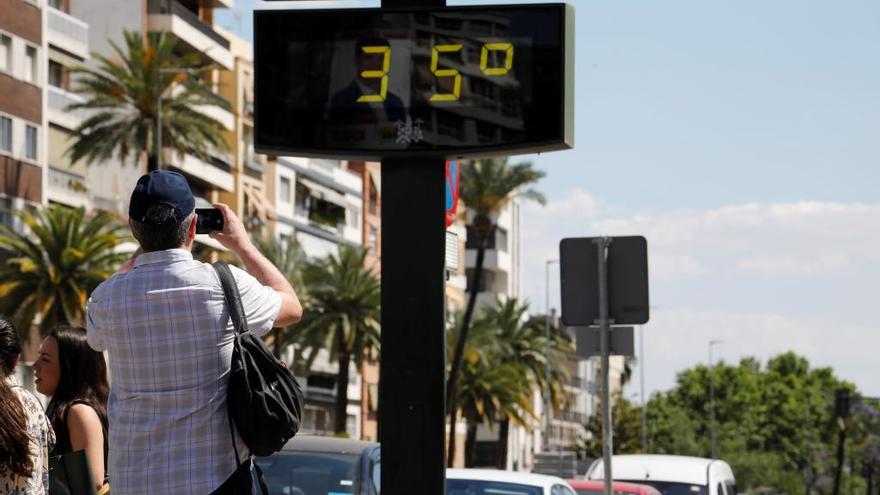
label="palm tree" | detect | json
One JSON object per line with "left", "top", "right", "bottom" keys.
{"left": 0, "top": 206, "right": 130, "bottom": 339}
{"left": 446, "top": 313, "right": 534, "bottom": 467}
{"left": 458, "top": 357, "right": 534, "bottom": 467}
{"left": 293, "top": 245, "right": 380, "bottom": 435}
{"left": 446, "top": 158, "right": 546, "bottom": 452}
{"left": 482, "top": 298, "right": 572, "bottom": 467}
{"left": 66, "top": 31, "right": 229, "bottom": 172}
{"left": 251, "top": 234, "right": 308, "bottom": 357}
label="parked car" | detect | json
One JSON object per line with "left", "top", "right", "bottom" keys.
{"left": 255, "top": 435, "right": 380, "bottom": 495}
{"left": 585, "top": 455, "right": 736, "bottom": 495}
{"left": 567, "top": 479, "right": 663, "bottom": 495}
{"left": 447, "top": 468, "right": 577, "bottom": 495}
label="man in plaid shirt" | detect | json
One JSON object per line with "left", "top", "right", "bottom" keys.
{"left": 86, "top": 171, "right": 303, "bottom": 494}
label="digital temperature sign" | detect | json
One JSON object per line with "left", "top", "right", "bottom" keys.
{"left": 255, "top": 4, "right": 573, "bottom": 159}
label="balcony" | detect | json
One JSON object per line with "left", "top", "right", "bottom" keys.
{"left": 148, "top": 0, "right": 233, "bottom": 70}
{"left": 47, "top": 7, "right": 89, "bottom": 60}
{"left": 162, "top": 148, "right": 234, "bottom": 192}
{"left": 47, "top": 167, "right": 89, "bottom": 208}
{"left": 48, "top": 86, "right": 88, "bottom": 130}
{"left": 465, "top": 247, "right": 511, "bottom": 273}
{"left": 554, "top": 410, "right": 589, "bottom": 425}
{"left": 170, "top": 85, "right": 234, "bottom": 130}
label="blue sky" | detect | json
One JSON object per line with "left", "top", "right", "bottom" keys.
{"left": 217, "top": 0, "right": 880, "bottom": 398}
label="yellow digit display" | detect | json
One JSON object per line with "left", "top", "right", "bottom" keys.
{"left": 430, "top": 44, "right": 463, "bottom": 102}
{"left": 480, "top": 42, "right": 514, "bottom": 76}
{"left": 357, "top": 46, "right": 391, "bottom": 103}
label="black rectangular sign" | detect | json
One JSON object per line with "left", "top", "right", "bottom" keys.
{"left": 255, "top": 4, "right": 573, "bottom": 159}
{"left": 560, "top": 236, "right": 650, "bottom": 326}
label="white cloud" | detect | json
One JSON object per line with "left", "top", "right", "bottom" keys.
{"left": 637, "top": 308, "right": 880, "bottom": 398}
{"left": 519, "top": 191, "right": 880, "bottom": 396}
{"left": 737, "top": 254, "right": 849, "bottom": 275}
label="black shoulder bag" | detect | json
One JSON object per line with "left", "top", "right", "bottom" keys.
{"left": 213, "top": 261, "right": 304, "bottom": 458}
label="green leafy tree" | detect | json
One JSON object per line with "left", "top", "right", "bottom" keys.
{"left": 67, "top": 31, "right": 229, "bottom": 172}
{"left": 446, "top": 158, "right": 545, "bottom": 459}
{"left": 0, "top": 206, "right": 130, "bottom": 339}
{"left": 292, "top": 245, "right": 380, "bottom": 435}
{"left": 579, "top": 395, "right": 645, "bottom": 459}
{"left": 646, "top": 353, "right": 859, "bottom": 495}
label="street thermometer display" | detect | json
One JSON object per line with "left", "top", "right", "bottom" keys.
{"left": 255, "top": 4, "right": 573, "bottom": 159}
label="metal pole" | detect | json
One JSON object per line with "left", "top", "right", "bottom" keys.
{"left": 545, "top": 259, "right": 558, "bottom": 452}
{"left": 640, "top": 326, "right": 647, "bottom": 453}
{"left": 709, "top": 340, "right": 721, "bottom": 459}
{"left": 595, "top": 237, "right": 613, "bottom": 495}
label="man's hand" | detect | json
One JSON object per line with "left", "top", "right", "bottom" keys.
{"left": 208, "top": 203, "right": 254, "bottom": 254}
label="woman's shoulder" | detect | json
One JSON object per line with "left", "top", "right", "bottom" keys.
{"left": 66, "top": 402, "right": 103, "bottom": 425}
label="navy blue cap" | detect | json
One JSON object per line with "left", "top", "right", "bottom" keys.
{"left": 129, "top": 171, "right": 195, "bottom": 225}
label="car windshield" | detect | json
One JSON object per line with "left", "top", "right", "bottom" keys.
{"left": 447, "top": 478, "right": 544, "bottom": 495}
{"left": 618, "top": 481, "right": 707, "bottom": 495}
{"left": 255, "top": 452, "right": 360, "bottom": 495}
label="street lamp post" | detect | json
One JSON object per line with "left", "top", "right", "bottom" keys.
{"left": 640, "top": 325, "right": 647, "bottom": 452}
{"left": 544, "top": 258, "right": 559, "bottom": 452}
{"left": 709, "top": 339, "right": 723, "bottom": 459}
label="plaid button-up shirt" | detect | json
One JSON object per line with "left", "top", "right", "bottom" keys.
{"left": 86, "top": 249, "right": 281, "bottom": 495}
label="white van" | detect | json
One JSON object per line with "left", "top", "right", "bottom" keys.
{"left": 586, "top": 455, "right": 736, "bottom": 495}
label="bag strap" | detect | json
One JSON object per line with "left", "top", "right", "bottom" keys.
{"left": 212, "top": 261, "right": 250, "bottom": 335}
{"left": 212, "top": 261, "right": 248, "bottom": 468}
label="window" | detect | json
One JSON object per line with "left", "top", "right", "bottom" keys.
{"left": 465, "top": 225, "right": 496, "bottom": 249}
{"left": 368, "top": 181, "right": 378, "bottom": 215}
{"left": 496, "top": 227, "right": 508, "bottom": 252}
{"left": 465, "top": 268, "right": 495, "bottom": 293}
{"left": 25, "top": 45, "right": 38, "bottom": 84}
{"left": 48, "top": 60, "right": 63, "bottom": 88}
{"left": 279, "top": 176, "right": 291, "bottom": 203}
{"left": 25, "top": 125, "right": 37, "bottom": 160}
{"left": 368, "top": 225, "right": 378, "bottom": 252}
{"left": 0, "top": 35, "right": 11, "bottom": 72}
{"left": 0, "top": 117, "right": 11, "bottom": 152}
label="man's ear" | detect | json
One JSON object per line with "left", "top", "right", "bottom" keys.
{"left": 187, "top": 214, "right": 198, "bottom": 239}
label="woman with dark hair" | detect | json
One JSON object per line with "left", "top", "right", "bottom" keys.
{"left": 0, "top": 317, "right": 54, "bottom": 494}
{"left": 33, "top": 325, "right": 109, "bottom": 490}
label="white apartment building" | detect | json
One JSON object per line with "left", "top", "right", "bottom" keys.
{"left": 274, "top": 156, "right": 365, "bottom": 438}
{"left": 45, "top": 0, "right": 92, "bottom": 209}
{"left": 461, "top": 196, "right": 600, "bottom": 471}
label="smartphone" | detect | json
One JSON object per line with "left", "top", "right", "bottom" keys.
{"left": 195, "top": 208, "right": 224, "bottom": 234}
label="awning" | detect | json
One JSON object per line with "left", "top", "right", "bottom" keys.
{"left": 48, "top": 46, "right": 81, "bottom": 67}
{"left": 298, "top": 178, "right": 347, "bottom": 208}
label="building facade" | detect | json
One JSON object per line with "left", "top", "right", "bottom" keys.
{"left": 0, "top": 0, "right": 46, "bottom": 220}
{"left": 216, "top": 26, "right": 274, "bottom": 236}
{"left": 45, "top": 0, "right": 91, "bottom": 209}
{"left": 273, "top": 157, "right": 365, "bottom": 439}
{"left": 347, "top": 160, "right": 381, "bottom": 442}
